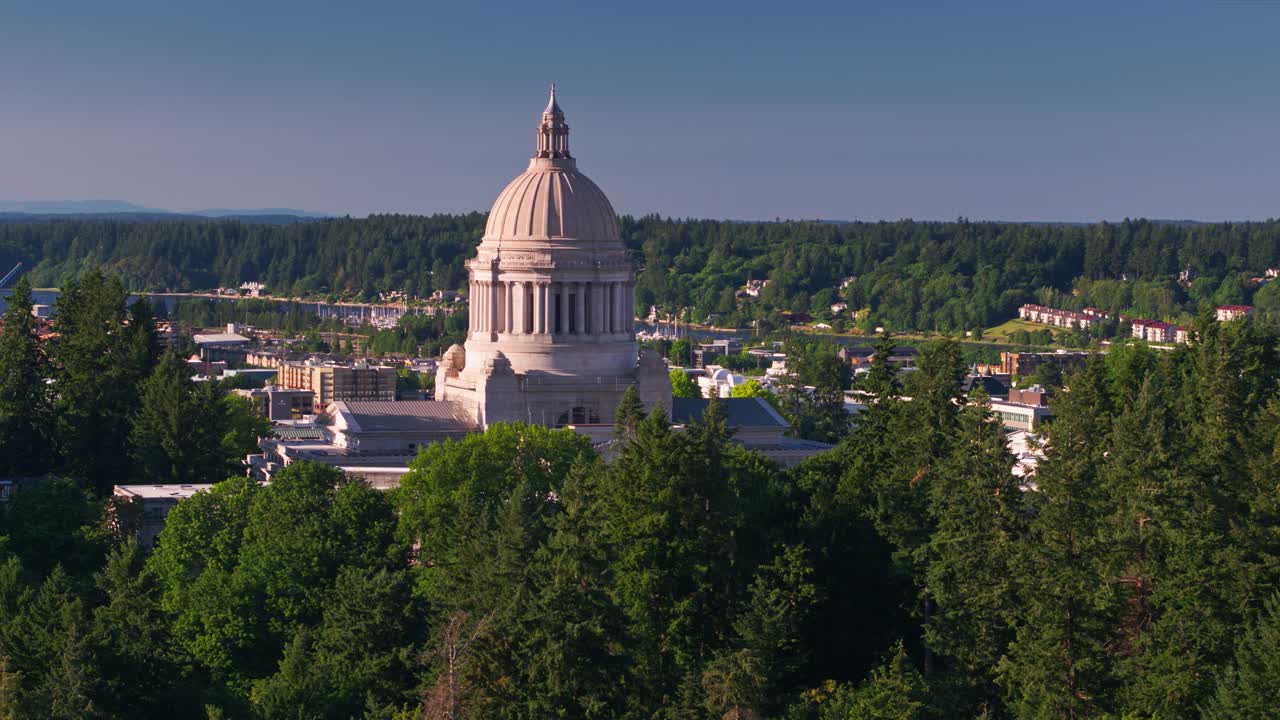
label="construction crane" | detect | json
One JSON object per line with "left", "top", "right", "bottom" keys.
{"left": 0, "top": 263, "right": 21, "bottom": 288}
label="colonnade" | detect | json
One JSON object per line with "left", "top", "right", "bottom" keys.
{"left": 469, "top": 279, "right": 634, "bottom": 337}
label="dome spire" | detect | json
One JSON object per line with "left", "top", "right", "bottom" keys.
{"left": 545, "top": 82, "right": 561, "bottom": 114}
{"left": 536, "top": 84, "right": 570, "bottom": 160}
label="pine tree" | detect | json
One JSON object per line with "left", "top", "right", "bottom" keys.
{"left": 817, "top": 641, "right": 930, "bottom": 720}
{"left": 303, "top": 567, "right": 421, "bottom": 717}
{"left": 129, "top": 351, "right": 229, "bottom": 484}
{"left": 614, "top": 384, "right": 645, "bottom": 439}
{"left": 0, "top": 276, "right": 53, "bottom": 476}
{"left": 701, "top": 649, "right": 766, "bottom": 720}
{"left": 863, "top": 329, "right": 899, "bottom": 398}
{"left": 1201, "top": 593, "right": 1280, "bottom": 720}
{"left": 249, "top": 630, "right": 325, "bottom": 719}
{"left": 6, "top": 567, "right": 99, "bottom": 719}
{"left": 1001, "top": 359, "right": 1117, "bottom": 717}
{"left": 1093, "top": 371, "right": 1230, "bottom": 716}
{"left": 50, "top": 269, "right": 148, "bottom": 494}
{"left": 925, "top": 391, "right": 1025, "bottom": 715}
{"left": 123, "top": 296, "right": 162, "bottom": 385}
{"left": 90, "top": 542, "right": 188, "bottom": 719}
{"left": 860, "top": 339, "right": 966, "bottom": 680}
{"left": 600, "top": 407, "right": 743, "bottom": 713}
{"left": 732, "top": 544, "right": 817, "bottom": 710}
{"left": 517, "top": 460, "right": 631, "bottom": 719}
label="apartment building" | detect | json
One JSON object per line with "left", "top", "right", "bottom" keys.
{"left": 278, "top": 361, "right": 397, "bottom": 408}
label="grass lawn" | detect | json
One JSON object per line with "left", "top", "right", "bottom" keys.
{"left": 981, "top": 317, "right": 1046, "bottom": 342}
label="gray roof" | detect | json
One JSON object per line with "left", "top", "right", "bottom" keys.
{"left": 274, "top": 426, "right": 325, "bottom": 440}
{"left": 332, "top": 400, "right": 477, "bottom": 434}
{"left": 670, "top": 397, "right": 789, "bottom": 429}
{"left": 193, "top": 332, "right": 250, "bottom": 344}
{"left": 962, "top": 374, "right": 1010, "bottom": 397}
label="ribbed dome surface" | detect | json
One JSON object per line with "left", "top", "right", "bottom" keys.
{"left": 483, "top": 160, "right": 621, "bottom": 243}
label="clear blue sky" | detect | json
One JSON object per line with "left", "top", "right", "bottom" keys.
{"left": 2, "top": 0, "right": 1278, "bottom": 221}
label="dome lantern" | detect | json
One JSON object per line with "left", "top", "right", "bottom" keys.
{"left": 535, "top": 83, "right": 571, "bottom": 160}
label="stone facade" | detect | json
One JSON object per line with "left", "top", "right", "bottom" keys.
{"left": 436, "top": 88, "right": 671, "bottom": 427}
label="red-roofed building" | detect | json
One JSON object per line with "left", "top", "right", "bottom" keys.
{"left": 1017, "top": 304, "right": 1110, "bottom": 330}
{"left": 1216, "top": 305, "right": 1256, "bottom": 322}
{"left": 1131, "top": 318, "right": 1173, "bottom": 342}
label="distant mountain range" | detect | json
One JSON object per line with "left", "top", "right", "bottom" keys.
{"left": 0, "top": 200, "right": 330, "bottom": 220}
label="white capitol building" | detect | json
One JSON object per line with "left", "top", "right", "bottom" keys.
{"left": 252, "top": 89, "right": 828, "bottom": 487}
{"left": 435, "top": 87, "right": 671, "bottom": 427}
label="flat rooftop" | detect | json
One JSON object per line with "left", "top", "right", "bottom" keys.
{"left": 193, "top": 332, "right": 250, "bottom": 344}
{"left": 113, "top": 484, "right": 215, "bottom": 500}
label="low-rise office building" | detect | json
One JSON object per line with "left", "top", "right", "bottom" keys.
{"left": 693, "top": 339, "right": 744, "bottom": 368}
{"left": 193, "top": 326, "right": 252, "bottom": 361}
{"left": 113, "top": 484, "right": 214, "bottom": 548}
{"left": 990, "top": 385, "right": 1053, "bottom": 432}
{"left": 999, "top": 351, "right": 1091, "bottom": 379}
{"left": 234, "top": 386, "right": 317, "bottom": 420}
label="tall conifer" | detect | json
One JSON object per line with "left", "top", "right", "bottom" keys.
{"left": 0, "top": 277, "right": 52, "bottom": 475}
{"left": 1002, "top": 359, "right": 1117, "bottom": 717}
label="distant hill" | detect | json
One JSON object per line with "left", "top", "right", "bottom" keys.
{"left": 186, "top": 207, "right": 330, "bottom": 219}
{"left": 0, "top": 200, "right": 164, "bottom": 214}
{"left": 0, "top": 200, "right": 330, "bottom": 221}
{"left": 0, "top": 212, "right": 323, "bottom": 225}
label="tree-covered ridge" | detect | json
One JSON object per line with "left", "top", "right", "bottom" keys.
{"left": 625, "top": 217, "right": 1280, "bottom": 331}
{"left": 0, "top": 214, "right": 484, "bottom": 298}
{"left": 4, "top": 215, "right": 1280, "bottom": 330}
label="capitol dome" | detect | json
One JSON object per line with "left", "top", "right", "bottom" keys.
{"left": 482, "top": 86, "right": 621, "bottom": 245}
{"left": 437, "top": 86, "right": 671, "bottom": 430}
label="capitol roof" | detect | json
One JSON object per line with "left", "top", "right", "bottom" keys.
{"left": 482, "top": 87, "right": 621, "bottom": 245}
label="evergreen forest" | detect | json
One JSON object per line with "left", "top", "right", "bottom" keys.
{"left": 1, "top": 267, "right": 1279, "bottom": 718}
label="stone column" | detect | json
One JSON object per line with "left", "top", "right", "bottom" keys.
{"left": 574, "top": 282, "right": 585, "bottom": 335}
{"left": 473, "top": 282, "right": 482, "bottom": 333}
{"left": 532, "top": 282, "right": 544, "bottom": 334}
{"left": 488, "top": 281, "right": 498, "bottom": 336}
{"left": 540, "top": 283, "right": 550, "bottom": 335}
{"left": 514, "top": 281, "right": 527, "bottom": 335}
{"left": 504, "top": 281, "right": 514, "bottom": 334}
